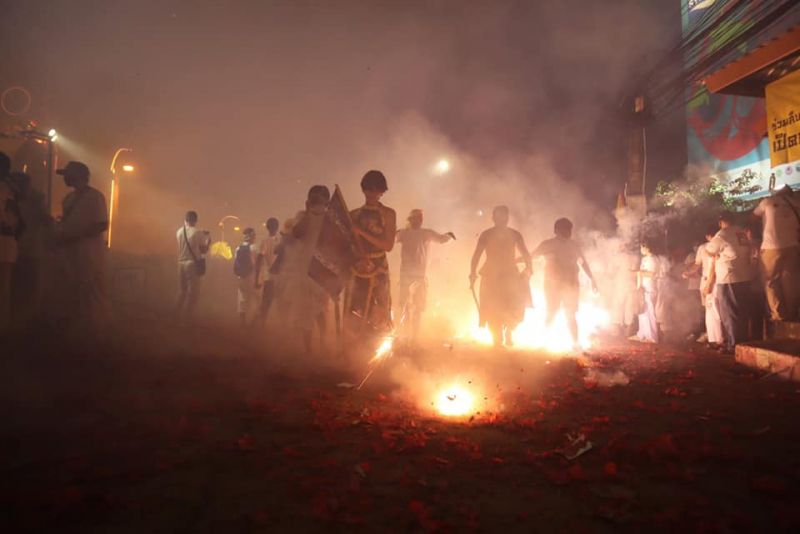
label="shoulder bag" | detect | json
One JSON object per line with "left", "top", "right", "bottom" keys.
{"left": 183, "top": 225, "right": 206, "bottom": 276}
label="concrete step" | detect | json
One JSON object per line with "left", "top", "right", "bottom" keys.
{"left": 768, "top": 320, "right": 800, "bottom": 340}
{"left": 735, "top": 340, "right": 800, "bottom": 382}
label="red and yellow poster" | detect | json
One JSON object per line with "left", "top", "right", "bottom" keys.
{"left": 767, "top": 69, "right": 800, "bottom": 168}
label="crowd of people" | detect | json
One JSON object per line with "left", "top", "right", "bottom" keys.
{"left": 175, "top": 172, "right": 456, "bottom": 353}
{"left": 3, "top": 153, "right": 799, "bottom": 359}
{"left": 618, "top": 184, "right": 800, "bottom": 354}
{"left": 0, "top": 153, "right": 110, "bottom": 335}
{"left": 175, "top": 171, "right": 606, "bottom": 353}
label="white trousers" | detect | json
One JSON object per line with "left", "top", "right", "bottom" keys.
{"left": 705, "top": 286, "right": 723, "bottom": 344}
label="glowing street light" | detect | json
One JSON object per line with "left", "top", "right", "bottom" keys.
{"left": 218, "top": 215, "right": 242, "bottom": 243}
{"left": 435, "top": 158, "right": 450, "bottom": 174}
{"left": 108, "top": 147, "right": 134, "bottom": 248}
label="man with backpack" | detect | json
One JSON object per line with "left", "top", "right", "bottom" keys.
{"left": 234, "top": 227, "right": 259, "bottom": 327}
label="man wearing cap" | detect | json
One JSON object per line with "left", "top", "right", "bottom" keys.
{"left": 395, "top": 208, "right": 454, "bottom": 341}
{"left": 55, "top": 161, "right": 111, "bottom": 329}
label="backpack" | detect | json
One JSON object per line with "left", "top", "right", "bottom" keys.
{"left": 233, "top": 243, "right": 254, "bottom": 278}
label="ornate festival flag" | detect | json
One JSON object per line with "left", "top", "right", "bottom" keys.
{"left": 308, "top": 185, "right": 358, "bottom": 297}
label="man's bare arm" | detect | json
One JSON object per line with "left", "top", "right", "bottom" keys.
{"left": 515, "top": 231, "right": 532, "bottom": 274}
{"left": 703, "top": 257, "right": 716, "bottom": 295}
{"left": 431, "top": 230, "right": 455, "bottom": 244}
{"left": 254, "top": 253, "right": 264, "bottom": 287}
{"left": 579, "top": 253, "right": 598, "bottom": 291}
{"left": 470, "top": 234, "right": 486, "bottom": 282}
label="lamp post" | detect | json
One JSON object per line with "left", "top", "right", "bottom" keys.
{"left": 108, "top": 147, "right": 134, "bottom": 248}
{"left": 218, "top": 214, "right": 241, "bottom": 244}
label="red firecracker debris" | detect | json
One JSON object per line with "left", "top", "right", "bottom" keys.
{"left": 236, "top": 433, "right": 255, "bottom": 451}
{"left": 604, "top": 462, "right": 618, "bottom": 477}
{"left": 751, "top": 475, "right": 788, "bottom": 495}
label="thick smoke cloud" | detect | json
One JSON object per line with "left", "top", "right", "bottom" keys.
{"left": 1, "top": 0, "right": 682, "bottom": 256}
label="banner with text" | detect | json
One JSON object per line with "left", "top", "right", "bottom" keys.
{"left": 767, "top": 69, "right": 800, "bottom": 169}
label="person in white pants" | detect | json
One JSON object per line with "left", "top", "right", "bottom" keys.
{"left": 696, "top": 227, "right": 724, "bottom": 345}
{"left": 235, "top": 228, "right": 259, "bottom": 326}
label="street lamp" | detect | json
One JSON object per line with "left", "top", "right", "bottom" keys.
{"left": 218, "top": 215, "right": 241, "bottom": 244}
{"left": 108, "top": 147, "right": 134, "bottom": 248}
{"left": 435, "top": 158, "right": 450, "bottom": 175}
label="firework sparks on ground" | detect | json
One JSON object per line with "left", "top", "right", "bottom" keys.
{"left": 370, "top": 336, "right": 394, "bottom": 363}
{"left": 357, "top": 336, "right": 396, "bottom": 390}
{"left": 465, "top": 288, "right": 609, "bottom": 353}
{"left": 434, "top": 385, "right": 475, "bottom": 417}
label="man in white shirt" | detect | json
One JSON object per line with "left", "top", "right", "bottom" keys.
{"left": 255, "top": 217, "right": 280, "bottom": 324}
{"left": 685, "top": 227, "right": 724, "bottom": 345}
{"left": 753, "top": 185, "right": 799, "bottom": 321}
{"left": 55, "top": 161, "right": 111, "bottom": 330}
{"left": 175, "top": 210, "right": 210, "bottom": 325}
{"left": 234, "top": 227, "right": 259, "bottom": 326}
{"left": 395, "top": 209, "right": 454, "bottom": 340}
{"left": 706, "top": 212, "right": 754, "bottom": 353}
{"left": 609, "top": 243, "right": 639, "bottom": 338}
{"left": 0, "top": 152, "right": 19, "bottom": 332}
{"left": 531, "top": 218, "right": 597, "bottom": 348}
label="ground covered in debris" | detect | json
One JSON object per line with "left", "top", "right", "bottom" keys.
{"left": 3, "top": 322, "right": 800, "bottom": 532}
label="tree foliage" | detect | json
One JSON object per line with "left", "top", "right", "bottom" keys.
{"left": 654, "top": 168, "right": 761, "bottom": 212}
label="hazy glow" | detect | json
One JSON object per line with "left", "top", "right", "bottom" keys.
{"left": 209, "top": 241, "right": 233, "bottom": 259}
{"left": 435, "top": 385, "right": 475, "bottom": 416}
{"left": 465, "top": 288, "right": 609, "bottom": 353}
{"left": 435, "top": 159, "right": 450, "bottom": 174}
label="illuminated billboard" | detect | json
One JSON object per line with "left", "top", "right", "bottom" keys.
{"left": 682, "top": 0, "right": 771, "bottom": 189}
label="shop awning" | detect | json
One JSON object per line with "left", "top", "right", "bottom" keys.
{"left": 705, "top": 25, "right": 800, "bottom": 97}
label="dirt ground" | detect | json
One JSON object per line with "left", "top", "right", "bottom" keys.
{"left": 3, "top": 320, "right": 800, "bottom": 533}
